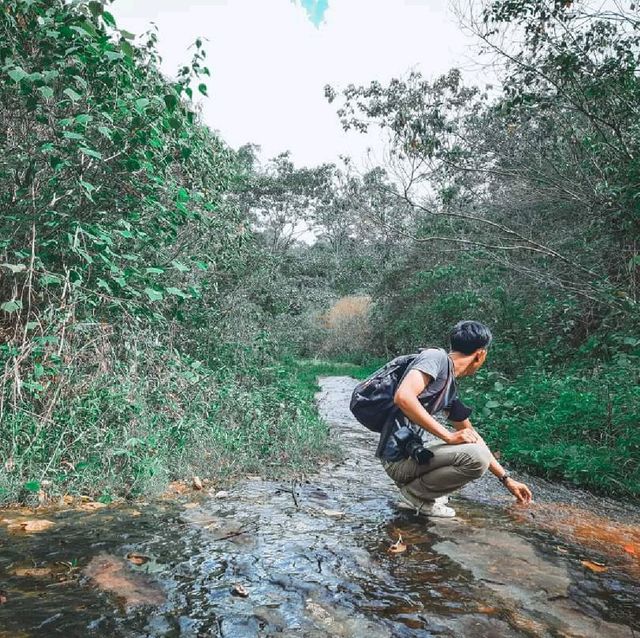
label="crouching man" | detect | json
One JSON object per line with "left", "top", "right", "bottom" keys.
{"left": 380, "top": 320, "right": 532, "bottom": 517}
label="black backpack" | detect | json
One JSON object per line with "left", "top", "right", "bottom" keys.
{"left": 349, "top": 354, "right": 418, "bottom": 433}
{"left": 350, "top": 348, "right": 458, "bottom": 432}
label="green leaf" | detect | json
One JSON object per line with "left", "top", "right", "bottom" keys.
{"left": 40, "top": 274, "right": 62, "bottom": 286}
{"left": 144, "top": 287, "right": 163, "bottom": 302}
{"left": 171, "top": 260, "right": 189, "bottom": 272}
{"left": 70, "top": 22, "right": 98, "bottom": 38}
{"left": 102, "top": 11, "right": 117, "bottom": 27}
{"left": 63, "top": 131, "right": 85, "bottom": 141}
{"left": 135, "top": 97, "right": 150, "bottom": 114}
{"left": 145, "top": 267, "right": 164, "bottom": 274}
{"left": 164, "top": 93, "right": 178, "bottom": 111}
{"left": 97, "top": 278, "right": 112, "bottom": 293}
{"left": 485, "top": 400, "right": 501, "bottom": 409}
{"left": 198, "top": 83, "right": 208, "bottom": 96}
{"left": 98, "top": 492, "right": 113, "bottom": 505}
{"left": 1, "top": 300, "right": 22, "bottom": 313}
{"left": 88, "top": 1, "right": 103, "bottom": 18}
{"left": 104, "top": 50, "right": 124, "bottom": 62}
{"left": 38, "top": 86, "right": 54, "bottom": 100}
{"left": 23, "top": 481, "right": 41, "bottom": 493}
{"left": 120, "top": 39, "right": 134, "bottom": 59}
{"left": 8, "top": 67, "right": 27, "bottom": 83}
{"left": 1, "top": 263, "right": 26, "bottom": 273}
{"left": 166, "top": 287, "right": 188, "bottom": 299}
{"left": 63, "top": 88, "right": 82, "bottom": 102}
{"left": 80, "top": 147, "right": 103, "bottom": 160}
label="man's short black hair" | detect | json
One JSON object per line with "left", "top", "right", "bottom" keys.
{"left": 449, "top": 320, "right": 493, "bottom": 355}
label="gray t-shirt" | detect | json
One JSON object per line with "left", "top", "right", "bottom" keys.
{"left": 379, "top": 348, "right": 458, "bottom": 462}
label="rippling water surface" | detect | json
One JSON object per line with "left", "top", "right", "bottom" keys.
{"left": 1, "top": 376, "right": 638, "bottom": 637}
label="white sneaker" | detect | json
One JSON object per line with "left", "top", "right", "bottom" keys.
{"left": 428, "top": 501, "right": 456, "bottom": 518}
{"left": 398, "top": 487, "right": 456, "bottom": 518}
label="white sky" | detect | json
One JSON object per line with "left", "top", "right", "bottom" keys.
{"left": 111, "top": 0, "right": 486, "bottom": 168}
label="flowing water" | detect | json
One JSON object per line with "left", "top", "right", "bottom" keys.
{"left": 1, "top": 376, "right": 639, "bottom": 637}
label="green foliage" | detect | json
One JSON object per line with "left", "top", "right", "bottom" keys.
{"left": 0, "top": 0, "right": 333, "bottom": 505}
{"left": 464, "top": 337, "right": 640, "bottom": 497}
{"left": 0, "top": 347, "right": 334, "bottom": 504}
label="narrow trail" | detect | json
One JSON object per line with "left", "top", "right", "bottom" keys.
{"left": 0, "top": 376, "right": 639, "bottom": 637}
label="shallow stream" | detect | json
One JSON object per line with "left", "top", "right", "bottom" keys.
{"left": 1, "top": 376, "right": 639, "bottom": 637}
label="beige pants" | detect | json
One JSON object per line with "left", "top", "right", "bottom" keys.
{"left": 382, "top": 441, "right": 492, "bottom": 503}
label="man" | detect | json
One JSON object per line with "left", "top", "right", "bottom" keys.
{"left": 380, "top": 320, "right": 533, "bottom": 517}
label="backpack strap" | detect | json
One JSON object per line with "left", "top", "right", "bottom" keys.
{"left": 373, "top": 353, "right": 418, "bottom": 458}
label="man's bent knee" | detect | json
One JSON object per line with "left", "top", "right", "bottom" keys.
{"left": 459, "top": 443, "right": 491, "bottom": 478}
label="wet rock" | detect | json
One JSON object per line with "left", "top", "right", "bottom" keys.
{"left": 305, "top": 598, "right": 392, "bottom": 637}
{"left": 441, "top": 613, "right": 527, "bottom": 638}
{"left": 83, "top": 553, "right": 166, "bottom": 608}
{"left": 432, "top": 524, "right": 635, "bottom": 637}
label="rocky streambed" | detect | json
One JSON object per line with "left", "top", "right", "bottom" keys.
{"left": 0, "top": 376, "right": 638, "bottom": 637}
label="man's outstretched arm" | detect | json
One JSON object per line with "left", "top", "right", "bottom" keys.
{"left": 394, "top": 370, "right": 479, "bottom": 445}
{"left": 450, "top": 417, "right": 533, "bottom": 504}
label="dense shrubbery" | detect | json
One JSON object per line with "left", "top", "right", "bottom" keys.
{"left": 0, "top": 0, "right": 331, "bottom": 505}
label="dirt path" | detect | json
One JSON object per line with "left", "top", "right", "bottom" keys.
{"left": 0, "top": 376, "right": 639, "bottom": 637}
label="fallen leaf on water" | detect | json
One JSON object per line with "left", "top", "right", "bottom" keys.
{"left": 78, "top": 501, "right": 107, "bottom": 511}
{"left": 231, "top": 583, "right": 249, "bottom": 597}
{"left": 192, "top": 476, "right": 203, "bottom": 490}
{"left": 126, "top": 553, "right": 150, "bottom": 566}
{"left": 8, "top": 519, "right": 55, "bottom": 533}
{"left": 389, "top": 535, "right": 407, "bottom": 554}
{"left": 12, "top": 566, "right": 53, "bottom": 578}
{"left": 623, "top": 545, "right": 636, "bottom": 556}
{"left": 581, "top": 559, "right": 608, "bottom": 573}
{"left": 477, "top": 605, "right": 498, "bottom": 614}
{"left": 321, "top": 509, "right": 345, "bottom": 518}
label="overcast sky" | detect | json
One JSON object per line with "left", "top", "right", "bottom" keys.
{"left": 112, "top": 0, "right": 485, "bottom": 168}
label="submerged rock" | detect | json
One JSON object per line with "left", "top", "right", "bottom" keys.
{"left": 83, "top": 554, "right": 166, "bottom": 608}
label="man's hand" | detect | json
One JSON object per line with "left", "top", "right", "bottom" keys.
{"left": 445, "top": 429, "right": 480, "bottom": 445}
{"left": 505, "top": 478, "right": 533, "bottom": 504}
